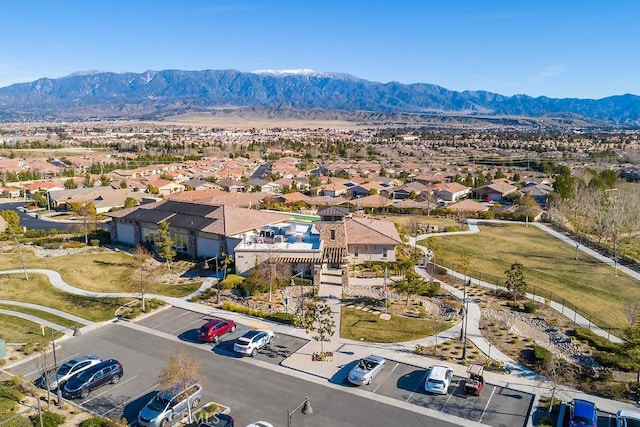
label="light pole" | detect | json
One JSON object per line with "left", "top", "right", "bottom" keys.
{"left": 462, "top": 290, "right": 470, "bottom": 360}
{"left": 50, "top": 329, "right": 63, "bottom": 408}
{"left": 291, "top": 270, "right": 304, "bottom": 318}
{"left": 287, "top": 395, "right": 313, "bottom": 427}
{"left": 204, "top": 257, "right": 220, "bottom": 304}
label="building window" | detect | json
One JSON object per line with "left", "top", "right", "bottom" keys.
{"left": 330, "top": 229, "right": 336, "bottom": 240}
{"left": 354, "top": 247, "right": 359, "bottom": 258}
{"left": 382, "top": 248, "right": 387, "bottom": 258}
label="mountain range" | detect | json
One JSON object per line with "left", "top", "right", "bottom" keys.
{"left": 0, "top": 69, "right": 638, "bottom": 126}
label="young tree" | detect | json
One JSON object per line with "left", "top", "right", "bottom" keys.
{"left": 124, "top": 197, "right": 138, "bottom": 208}
{"left": 130, "top": 245, "right": 158, "bottom": 312}
{"left": 156, "top": 346, "right": 203, "bottom": 391}
{"left": 539, "top": 358, "right": 573, "bottom": 416}
{"left": 83, "top": 173, "right": 95, "bottom": 188}
{"left": 100, "top": 174, "right": 111, "bottom": 187}
{"left": 301, "top": 298, "right": 335, "bottom": 354}
{"left": 64, "top": 178, "right": 77, "bottom": 190}
{"left": 505, "top": 262, "right": 527, "bottom": 302}
{"left": 70, "top": 202, "right": 98, "bottom": 244}
{"left": 393, "top": 270, "right": 427, "bottom": 306}
{"left": 155, "top": 220, "right": 176, "bottom": 271}
{"left": 219, "top": 252, "right": 233, "bottom": 280}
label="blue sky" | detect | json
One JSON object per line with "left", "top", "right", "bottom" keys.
{"left": 1, "top": 0, "right": 638, "bottom": 99}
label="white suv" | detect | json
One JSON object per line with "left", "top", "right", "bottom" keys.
{"left": 424, "top": 364, "right": 454, "bottom": 395}
{"left": 233, "top": 330, "right": 274, "bottom": 357}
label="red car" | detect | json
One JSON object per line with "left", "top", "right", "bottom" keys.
{"left": 197, "top": 319, "right": 236, "bottom": 343}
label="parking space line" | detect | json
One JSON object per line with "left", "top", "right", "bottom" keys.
{"left": 478, "top": 385, "right": 496, "bottom": 424}
{"left": 441, "top": 378, "right": 461, "bottom": 411}
{"left": 153, "top": 310, "right": 193, "bottom": 329}
{"left": 372, "top": 362, "right": 399, "bottom": 394}
{"left": 406, "top": 371, "right": 430, "bottom": 402}
{"left": 102, "top": 383, "right": 157, "bottom": 417}
{"left": 81, "top": 375, "right": 139, "bottom": 405}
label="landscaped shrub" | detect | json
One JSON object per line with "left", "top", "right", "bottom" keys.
{"left": 31, "top": 411, "right": 65, "bottom": 427}
{"left": 219, "top": 274, "right": 244, "bottom": 290}
{"left": 573, "top": 328, "right": 621, "bottom": 352}
{"left": 593, "top": 351, "right": 640, "bottom": 372}
{"left": 522, "top": 301, "right": 537, "bottom": 313}
{"left": 0, "top": 383, "right": 23, "bottom": 413}
{"left": 190, "top": 287, "right": 217, "bottom": 302}
{"left": 265, "top": 312, "right": 297, "bottom": 325}
{"left": 0, "top": 414, "right": 31, "bottom": 427}
{"left": 220, "top": 301, "right": 298, "bottom": 325}
{"left": 79, "top": 417, "right": 111, "bottom": 427}
{"left": 89, "top": 239, "right": 100, "bottom": 247}
{"left": 506, "top": 301, "right": 520, "bottom": 310}
{"left": 532, "top": 344, "right": 552, "bottom": 365}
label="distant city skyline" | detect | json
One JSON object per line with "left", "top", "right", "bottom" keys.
{"left": 1, "top": 0, "right": 638, "bottom": 100}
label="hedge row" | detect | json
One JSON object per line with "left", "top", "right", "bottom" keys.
{"left": 220, "top": 301, "right": 297, "bottom": 325}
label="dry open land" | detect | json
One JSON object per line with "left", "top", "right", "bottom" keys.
{"left": 425, "top": 222, "right": 640, "bottom": 330}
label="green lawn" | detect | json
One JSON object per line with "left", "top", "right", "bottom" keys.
{"left": 341, "top": 305, "right": 451, "bottom": 343}
{"left": 0, "top": 274, "right": 132, "bottom": 322}
{"left": 425, "top": 222, "right": 640, "bottom": 330}
{"left": 0, "top": 248, "right": 200, "bottom": 296}
{"left": 0, "top": 314, "right": 59, "bottom": 343}
{"left": 0, "top": 303, "right": 82, "bottom": 329}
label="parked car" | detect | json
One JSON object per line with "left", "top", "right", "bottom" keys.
{"left": 617, "top": 409, "right": 640, "bottom": 427}
{"left": 347, "top": 355, "right": 386, "bottom": 386}
{"left": 36, "top": 354, "right": 101, "bottom": 391}
{"left": 197, "top": 319, "right": 236, "bottom": 343}
{"left": 62, "top": 359, "right": 123, "bottom": 399}
{"left": 138, "top": 381, "right": 204, "bottom": 427}
{"left": 199, "top": 413, "right": 234, "bottom": 427}
{"left": 233, "top": 329, "right": 274, "bottom": 357}
{"left": 569, "top": 399, "right": 597, "bottom": 427}
{"left": 424, "top": 364, "right": 454, "bottom": 395}
{"left": 245, "top": 423, "right": 274, "bottom": 427}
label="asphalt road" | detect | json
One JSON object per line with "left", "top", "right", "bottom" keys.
{"left": 0, "top": 200, "right": 74, "bottom": 232}
{"left": 7, "top": 322, "right": 462, "bottom": 427}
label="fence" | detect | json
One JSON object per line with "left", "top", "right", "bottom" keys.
{"left": 435, "top": 259, "right": 627, "bottom": 341}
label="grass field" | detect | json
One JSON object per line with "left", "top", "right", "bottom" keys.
{"left": 425, "top": 222, "right": 640, "bottom": 330}
{"left": 0, "top": 303, "right": 82, "bottom": 329}
{"left": 0, "top": 314, "right": 63, "bottom": 343}
{"left": 341, "top": 305, "right": 451, "bottom": 343}
{"left": 0, "top": 274, "right": 132, "bottom": 323}
{"left": 0, "top": 248, "right": 201, "bottom": 296}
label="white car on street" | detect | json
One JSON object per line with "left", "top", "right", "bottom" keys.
{"left": 233, "top": 330, "right": 274, "bottom": 357}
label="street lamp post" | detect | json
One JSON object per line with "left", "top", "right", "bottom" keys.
{"left": 291, "top": 270, "right": 304, "bottom": 318}
{"left": 287, "top": 396, "right": 313, "bottom": 427}
{"left": 204, "top": 257, "right": 220, "bottom": 304}
{"left": 50, "top": 329, "right": 63, "bottom": 408}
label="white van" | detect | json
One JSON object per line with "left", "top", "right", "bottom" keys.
{"left": 617, "top": 410, "right": 640, "bottom": 427}
{"left": 424, "top": 364, "right": 454, "bottom": 395}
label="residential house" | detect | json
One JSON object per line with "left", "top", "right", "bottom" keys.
{"left": 433, "top": 182, "right": 471, "bottom": 202}
{"left": 216, "top": 178, "right": 246, "bottom": 193}
{"left": 1, "top": 187, "right": 22, "bottom": 198}
{"left": 246, "top": 178, "right": 281, "bottom": 194}
{"left": 474, "top": 181, "right": 519, "bottom": 202}
{"left": 446, "top": 199, "right": 490, "bottom": 213}
{"left": 48, "top": 187, "right": 147, "bottom": 213}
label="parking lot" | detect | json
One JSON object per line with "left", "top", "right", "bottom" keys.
{"left": 332, "top": 358, "right": 534, "bottom": 427}
{"left": 136, "top": 307, "right": 308, "bottom": 365}
{"left": 5, "top": 307, "right": 535, "bottom": 426}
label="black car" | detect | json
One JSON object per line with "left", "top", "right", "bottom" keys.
{"left": 62, "top": 359, "right": 123, "bottom": 399}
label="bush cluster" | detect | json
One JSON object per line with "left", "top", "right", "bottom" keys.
{"left": 220, "top": 301, "right": 297, "bottom": 325}
{"left": 532, "top": 344, "right": 552, "bottom": 365}
{"left": 573, "top": 328, "right": 621, "bottom": 352}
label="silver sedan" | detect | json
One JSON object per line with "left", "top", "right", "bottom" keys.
{"left": 347, "top": 355, "right": 386, "bottom": 386}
